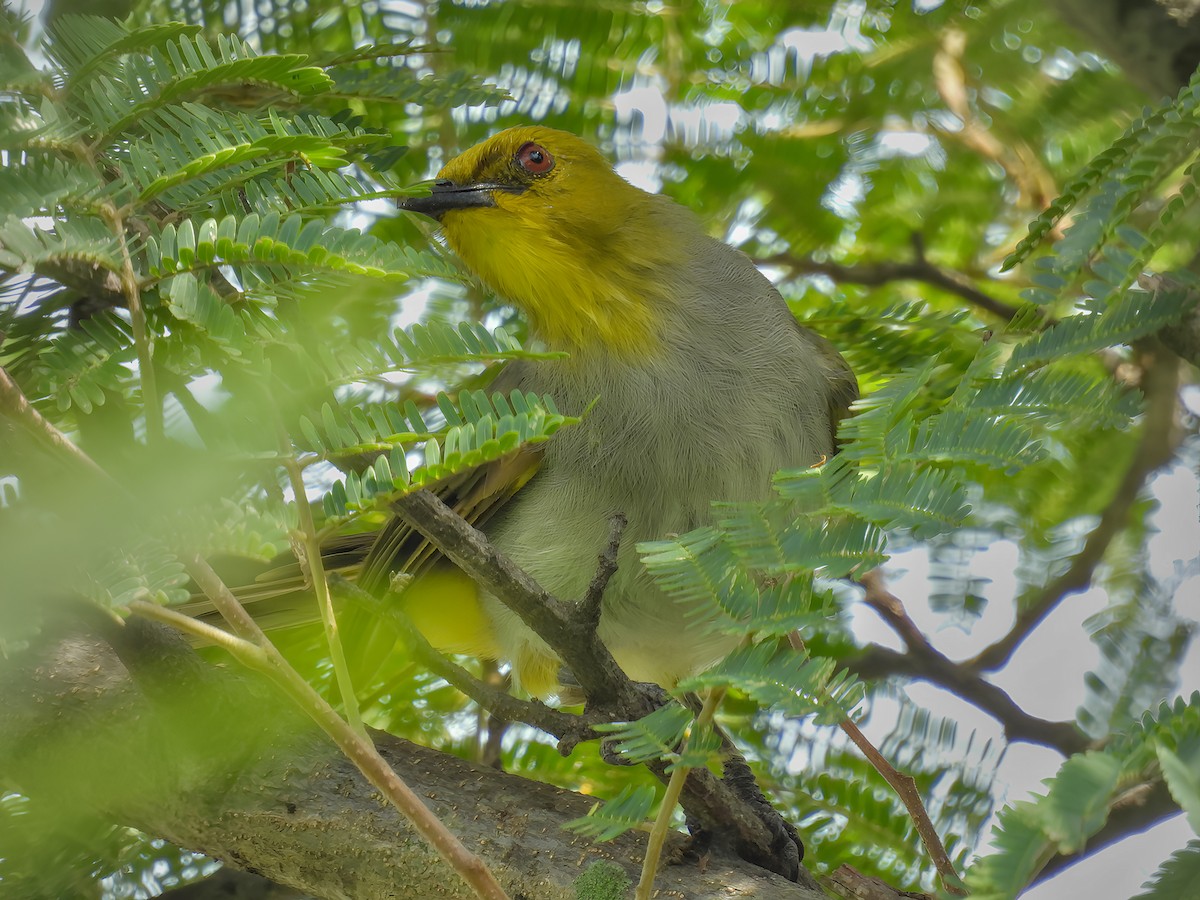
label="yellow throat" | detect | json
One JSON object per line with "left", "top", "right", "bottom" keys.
{"left": 426, "top": 126, "right": 686, "bottom": 357}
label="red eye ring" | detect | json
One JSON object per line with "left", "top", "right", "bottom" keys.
{"left": 516, "top": 142, "right": 554, "bottom": 175}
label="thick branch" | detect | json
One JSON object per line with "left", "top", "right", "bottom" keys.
{"left": 0, "top": 620, "right": 823, "bottom": 900}
{"left": 970, "top": 342, "right": 1180, "bottom": 672}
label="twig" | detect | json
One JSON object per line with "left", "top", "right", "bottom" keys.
{"left": 580, "top": 511, "right": 627, "bottom": 632}
{"left": 841, "top": 716, "right": 965, "bottom": 895}
{"left": 0, "top": 365, "right": 118, "bottom": 485}
{"left": 129, "top": 598, "right": 265, "bottom": 662}
{"left": 846, "top": 644, "right": 1088, "bottom": 755}
{"left": 789, "top": 631, "right": 966, "bottom": 895}
{"left": 182, "top": 554, "right": 511, "bottom": 900}
{"left": 969, "top": 341, "right": 1180, "bottom": 672}
{"left": 326, "top": 574, "right": 601, "bottom": 748}
{"left": 389, "top": 491, "right": 800, "bottom": 878}
{"left": 1, "top": 355, "right": 509, "bottom": 900}
{"left": 391, "top": 490, "right": 644, "bottom": 712}
{"left": 857, "top": 569, "right": 936, "bottom": 655}
{"left": 761, "top": 252, "right": 1027, "bottom": 322}
{"left": 860, "top": 569, "right": 1089, "bottom": 750}
{"left": 636, "top": 688, "right": 726, "bottom": 900}
{"left": 275, "top": 415, "right": 365, "bottom": 739}
{"left": 104, "top": 204, "right": 163, "bottom": 444}
{"left": 851, "top": 572, "right": 1088, "bottom": 754}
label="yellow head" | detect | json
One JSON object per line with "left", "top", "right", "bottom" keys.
{"left": 399, "top": 126, "right": 686, "bottom": 356}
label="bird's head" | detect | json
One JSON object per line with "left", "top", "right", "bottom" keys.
{"left": 399, "top": 126, "right": 687, "bottom": 356}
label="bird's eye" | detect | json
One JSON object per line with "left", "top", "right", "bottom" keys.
{"left": 516, "top": 142, "right": 554, "bottom": 175}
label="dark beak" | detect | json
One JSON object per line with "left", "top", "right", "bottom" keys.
{"left": 397, "top": 180, "right": 519, "bottom": 218}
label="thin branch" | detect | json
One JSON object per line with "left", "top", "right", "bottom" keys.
{"left": 326, "top": 574, "right": 601, "bottom": 748}
{"left": 857, "top": 569, "right": 937, "bottom": 655}
{"left": 129, "top": 598, "right": 266, "bottom": 664}
{"left": 389, "top": 490, "right": 803, "bottom": 880}
{"left": 275, "top": 415, "right": 365, "bottom": 739}
{"left": 637, "top": 688, "right": 726, "bottom": 900}
{"left": 840, "top": 716, "right": 965, "bottom": 895}
{"left": 0, "top": 364, "right": 118, "bottom": 485}
{"left": 761, "top": 251, "right": 1026, "bottom": 322}
{"left": 391, "top": 490, "right": 646, "bottom": 712}
{"left": 580, "top": 511, "right": 627, "bottom": 633}
{"left": 105, "top": 204, "right": 163, "bottom": 444}
{"left": 969, "top": 341, "right": 1180, "bottom": 672}
{"left": 850, "top": 572, "right": 1089, "bottom": 754}
{"left": 182, "top": 554, "right": 511, "bottom": 900}
{"left": 789, "top": 631, "right": 965, "bottom": 895}
{"left": 846, "top": 643, "right": 1089, "bottom": 755}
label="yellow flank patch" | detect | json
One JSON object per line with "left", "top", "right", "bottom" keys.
{"left": 398, "top": 566, "right": 500, "bottom": 658}
{"left": 514, "top": 646, "right": 563, "bottom": 699}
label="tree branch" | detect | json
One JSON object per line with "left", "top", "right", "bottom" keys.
{"left": 0, "top": 621, "right": 825, "bottom": 900}
{"left": 391, "top": 490, "right": 649, "bottom": 714}
{"left": 848, "top": 572, "right": 1089, "bottom": 754}
{"left": 760, "top": 251, "right": 1026, "bottom": 322}
{"left": 969, "top": 341, "right": 1180, "bottom": 672}
{"left": 1034, "top": 779, "right": 1181, "bottom": 884}
{"left": 389, "top": 489, "right": 814, "bottom": 883}
{"left": 326, "top": 574, "right": 602, "bottom": 750}
{"left": 857, "top": 569, "right": 939, "bottom": 656}
{"left": 580, "top": 512, "right": 627, "bottom": 633}
{"left": 845, "top": 643, "right": 1088, "bottom": 755}
{"left": 790, "top": 625, "right": 965, "bottom": 894}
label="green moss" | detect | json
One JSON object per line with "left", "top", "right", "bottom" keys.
{"left": 572, "top": 860, "right": 633, "bottom": 900}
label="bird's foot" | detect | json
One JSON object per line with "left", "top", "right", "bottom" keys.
{"left": 721, "top": 753, "right": 808, "bottom": 884}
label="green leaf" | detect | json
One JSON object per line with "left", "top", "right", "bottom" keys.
{"left": 318, "top": 391, "right": 576, "bottom": 522}
{"left": 1157, "top": 740, "right": 1200, "bottom": 834}
{"left": 681, "top": 641, "right": 863, "bottom": 724}
{"left": 964, "top": 801, "right": 1049, "bottom": 899}
{"left": 593, "top": 704, "right": 693, "bottom": 765}
{"left": 563, "top": 784, "right": 656, "bottom": 842}
{"left": 1038, "top": 751, "right": 1121, "bottom": 853}
{"left": 1133, "top": 842, "right": 1200, "bottom": 900}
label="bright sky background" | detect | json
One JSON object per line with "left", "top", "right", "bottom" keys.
{"left": 11, "top": 1, "right": 1198, "bottom": 896}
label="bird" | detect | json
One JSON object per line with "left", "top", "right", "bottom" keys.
{"left": 377, "top": 125, "right": 859, "bottom": 699}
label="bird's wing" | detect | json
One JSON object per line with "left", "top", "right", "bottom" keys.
{"left": 790, "top": 318, "right": 859, "bottom": 452}
{"left": 184, "top": 363, "right": 545, "bottom": 640}
{"left": 357, "top": 440, "right": 543, "bottom": 593}
{"left": 821, "top": 340, "right": 859, "bottom": 452}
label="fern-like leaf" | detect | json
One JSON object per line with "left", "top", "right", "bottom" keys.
{"left": 562, "top": 784, "right": 657, "bottom": 842}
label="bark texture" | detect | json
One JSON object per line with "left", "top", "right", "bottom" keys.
{"left": 0, "top": 617, "right": 823, "bottom": 900}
